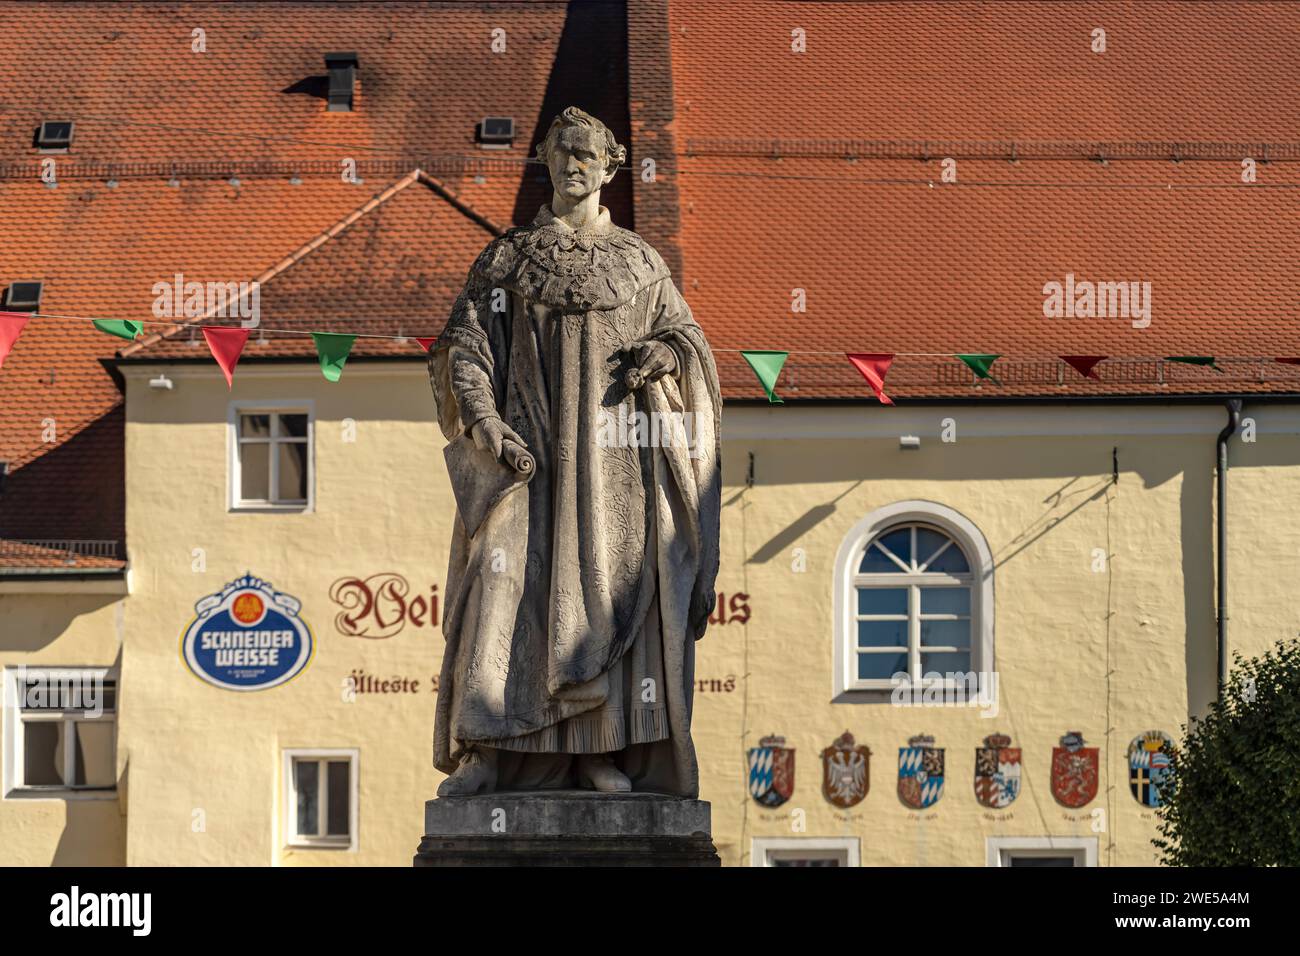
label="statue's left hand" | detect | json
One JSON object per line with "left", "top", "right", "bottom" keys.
{"left": 621, "top": 339, "right": 677, "bottom": 389}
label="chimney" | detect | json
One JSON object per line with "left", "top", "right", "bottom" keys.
{"left": 325, "top": 53, "right": 359, "bottom": 112}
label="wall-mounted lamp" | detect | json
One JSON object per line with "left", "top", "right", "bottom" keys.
{"left": 899, "top": 435, "right": 921, "bottom": 450}
{"left": 149, "top": 375, "right": 174, "bottom": 391}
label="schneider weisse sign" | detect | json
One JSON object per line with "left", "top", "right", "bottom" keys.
{"left": 181, "top": 575, "right": 314, "bottom": 691}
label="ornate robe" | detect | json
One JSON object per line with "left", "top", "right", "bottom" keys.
{"left": 428, "top": 205, "right": 721, "bottom": 796}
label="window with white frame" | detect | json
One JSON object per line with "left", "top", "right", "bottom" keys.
{"left": 751, "top": 837, "right": 860, "bottom": 867}
{"left": 986, "top": 836, "right": 1097, "bottom": 867}
{"left": 284, "top": 750, "right": 357, "bottom": 849}
{"left": 3, "top": 667, "right": 117, "bottom": 795}
{"left": 855, "top": 523, "right": 972, "bottom": 682}
{"left": 231, "top": 408, "right": 312, "bottom": 509}
{"left": 833, "top": 501, "right": 994, "bottom": 697}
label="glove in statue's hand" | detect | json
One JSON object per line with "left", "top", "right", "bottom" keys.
{"left": 621, "top": 340, "right": 677, "bottom": 390}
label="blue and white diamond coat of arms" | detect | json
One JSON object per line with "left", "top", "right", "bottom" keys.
{"left": 898, "top": 734, "right": 945, "bottom": 809}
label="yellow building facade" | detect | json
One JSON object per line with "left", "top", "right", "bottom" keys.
{"left": 6, "top": 358, "right": 1296, "bottom": 867}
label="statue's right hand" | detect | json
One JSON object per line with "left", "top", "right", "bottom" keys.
{"left": 470, "top": 417, "right": 526, "bottom": 462}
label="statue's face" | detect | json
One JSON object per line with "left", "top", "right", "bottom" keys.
{"left": 546, "top": 125, "right": 614, "bottom": 202}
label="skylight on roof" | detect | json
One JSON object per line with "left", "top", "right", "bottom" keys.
{"left": 4, "top": 281, "right": 43, "bottom": 311}
{"left": 479, "top": 117, "right": 515, "bottom": 148}
{"left": 36, "top": 121, "right": 74, "bottom": 151}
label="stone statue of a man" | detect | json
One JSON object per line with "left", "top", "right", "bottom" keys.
{"left": 428, "top": 107, "right": 721, "bottom": 797}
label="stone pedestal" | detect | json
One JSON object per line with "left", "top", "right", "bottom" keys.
{"left": 413, "top": 790, "right": 721, "bottom": 866}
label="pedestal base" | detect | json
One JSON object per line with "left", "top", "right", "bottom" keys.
{"left": 413, "top": 790, "right": 721, "bottom": 866}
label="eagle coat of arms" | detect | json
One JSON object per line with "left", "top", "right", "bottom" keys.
{"left": 821, "top": 731, "right": 871, "bottom": 808}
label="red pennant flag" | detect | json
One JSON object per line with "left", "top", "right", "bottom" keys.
{"left": 202, "top": 326, "right": 250, "bottom": 389}
{"left": 416, "top": 337, "right": 437, "bottom": 353}
{"left": 1062, "top": 355, "right": 1106, "bottom": 380}
{"left": 846, "top": 353, "right": 895, "bottom": 405}
{"left": 0, "top": 311, "right": 31, "bottom": 371}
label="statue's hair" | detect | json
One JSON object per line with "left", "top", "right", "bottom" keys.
{"left": 535, "top": 106, "right": 627, "bottom": 171}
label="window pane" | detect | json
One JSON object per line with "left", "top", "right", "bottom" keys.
{"left": 915, "top": 527, "right": 951, "bottom": 567}
{"left": 920, "top": 651, "right": 972, "bottom": 675}
{"left": 23, "top": 721, "right": 64, "bottom": 785}
{"left": 858, "top": 620, "right": 907, "bottom": 648}
{"left": 857, "top": 651, "right": 907, "bottom": 680}
{"left": 921, "top": 587, "right": 970, "bottom": 616}
{"left": 1010, "top": 856, "right": 1076, "bottom": 867}
{"left": 920, "top": 618, "right": 970, "bottom": 647}
{"left": 73, "top": 720, "right": 116, "bottom": 787}
{"left": 875, "top": 528, "right": 911, "bottom": 566}
{"left": 857, "top": 587, "right": 907, "bottom": 615}
{"left": 240, "top": 442, "right": 270, "bottom": 499}
{"left": 926, "top": 542, "right": 970, "bottom": 573}
{"left": 772, "top": 857, "right": 840, "bottom": 867}
{"left": 326, "top": 761, "right": 350, "bottom": 837}
{"left": 277, "top": 443, "right": 308, "bottom": 501}
{"left": 858, "top": 543, "right": 903, "bottom": 573}
{"left": 295, "top": 760, "right": 319, "bottom": 837}
{"left": 276, "top": 414, "right": 308, "bottom": 438}
{"left": 240, "top": 414, "right": 271, "bottom": 438}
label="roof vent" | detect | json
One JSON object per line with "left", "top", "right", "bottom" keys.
{"left": 36, "top": 121, "right": 74, "bottom": 151}
{"left": 4, "top": 281, "right": 43, "bottom": 311}
{"left": 325, "top": 53, "right": 358, "bottom": 112}
{"left": 478, "top": 116, "right": 515, "bottom": 148}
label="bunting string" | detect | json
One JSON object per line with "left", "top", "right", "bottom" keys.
{"left": 2, "top": 310, "right": 1299, "bottom": 395}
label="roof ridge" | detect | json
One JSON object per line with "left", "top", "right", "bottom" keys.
{"left": 414, "top": 169, "right": 508, "bottom": 236}
{"left": 120, "top": 168, "right": 427, "bottom": 356}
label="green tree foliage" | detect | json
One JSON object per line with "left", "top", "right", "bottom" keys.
{"left": 1154, "top": 638, "right": 1300, "bottom": 865}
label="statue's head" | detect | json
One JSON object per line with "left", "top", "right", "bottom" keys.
{"left": 536, "top": 107, "right": 626, "bottom": 204}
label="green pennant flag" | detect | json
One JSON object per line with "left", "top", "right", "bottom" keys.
{"left": 93, "top": 319, "right": 143, "bottom": 341}
{"left": 956, "top": 353, "right": 1001, "bottom": 384}
{"left": 740, "top": 350, "right": 788, "bottom": 404}
{"left": 312, "top": 333, "right": 356, "bottom": 382}
{"left": 1166, "top": 356, "right": 1223, "bottom": 373}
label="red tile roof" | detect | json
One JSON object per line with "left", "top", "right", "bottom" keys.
{"left": 7, "top": 0, "right": 1300, "bottom": 569}
{"left": 0, "top": 538, "right": 125, "bottom": 574}
{"left": 122, "top": 170, "right": 500, "bottom": 360}
{"left": 0, "top": 0, "right": 632, "bottom": 566}
{"left": 664, "top": 0, "right": 1300, "bottom": 399}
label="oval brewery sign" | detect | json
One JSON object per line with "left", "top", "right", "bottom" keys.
{"left": 181, "top": 574, "right": 313, "bottom": 691}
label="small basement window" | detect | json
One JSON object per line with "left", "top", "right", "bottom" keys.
{"left": 36, "top": 121, "right": 74, "bottom": 151}
{"left": 4, "top": 282, "right": 43, "bottom": 311}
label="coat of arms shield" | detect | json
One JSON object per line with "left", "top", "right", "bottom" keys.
{"left": 1051, "top": 731, "right": 1099, "bottom": 808}
{"left": 898, "top": 734, "right": 944, "bottom": 809}
{"left": 748, "top": 734, "right": 796, "bottom": 807}
{"left": 1128, "top": 730, "right": 1175, "bottom": 807}
{"left": 974, "top": 733, "right": 1021, "bottom": 808}
{"left": 821, "top": 731, "right": 871, "bottom": 808}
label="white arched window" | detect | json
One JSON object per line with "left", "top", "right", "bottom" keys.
{"left": 833, "top": 501, "right": 994, "bottom": 698}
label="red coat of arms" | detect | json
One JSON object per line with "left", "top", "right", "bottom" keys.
{"left": 1051, "top": 731, "right": 1099, "bottom": 808}
{"left": 821, "top": 731, "right": 871, "bottom": 808}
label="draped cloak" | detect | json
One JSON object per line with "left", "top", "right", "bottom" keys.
{"left": 428, "top": 205, "right": 721, "bottom": 797}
